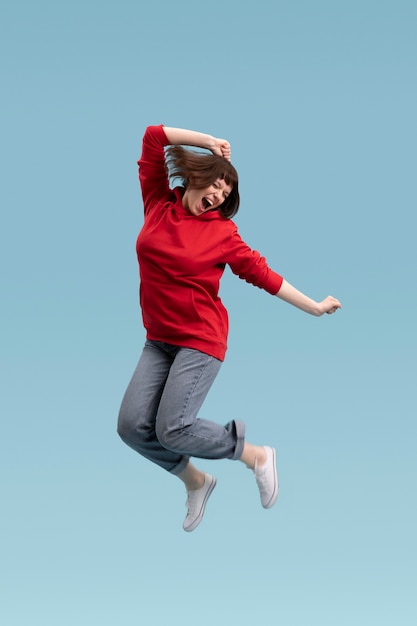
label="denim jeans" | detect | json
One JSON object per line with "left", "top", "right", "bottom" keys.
{"left": 117, "top": 340, "right": 245, "bottom": 474}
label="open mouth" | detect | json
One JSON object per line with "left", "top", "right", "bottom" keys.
{"left": 202, "top": 197, "right": 212, "bottom": 210}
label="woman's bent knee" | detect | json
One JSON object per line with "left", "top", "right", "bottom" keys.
{"left": 117, "top": 409, "right": 132, "bottom": 442}
{"left": 117, "top": 400, "right": 140, "bottom": 442}
{"left": 117, "top": 405, "right": 157, "bottom": 448}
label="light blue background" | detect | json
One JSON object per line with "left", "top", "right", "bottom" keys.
{"left": 1, "top": 1, "right": 416, "bottom": 624}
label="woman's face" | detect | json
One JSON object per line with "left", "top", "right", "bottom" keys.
{"left": 183, "top": 178, "right": 232, "bottom": 217}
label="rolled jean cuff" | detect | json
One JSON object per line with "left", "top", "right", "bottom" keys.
{"left": 231, "top": 419, "right": 246, "bottom": 460}
{"left": 170, "top": 455, "right": 190, "bottom": 476}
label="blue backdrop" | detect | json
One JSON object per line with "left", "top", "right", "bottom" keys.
{"left": 1, "top": 1, "right": 416, "bottom": 624}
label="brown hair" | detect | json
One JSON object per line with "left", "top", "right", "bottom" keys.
{"left": 165, "top": 146, "right": 240, "bottom": 219}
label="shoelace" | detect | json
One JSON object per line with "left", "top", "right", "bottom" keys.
{"left": 185, "top": 491, "right": 197, "bottom": 516}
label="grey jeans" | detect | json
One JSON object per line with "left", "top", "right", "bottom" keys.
{"left": 117, "top": 340, "right": 245, "bottom": 474}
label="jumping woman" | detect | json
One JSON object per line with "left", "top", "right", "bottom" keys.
{"left": 118, "top": 124, "right": 341, "bottom": 532}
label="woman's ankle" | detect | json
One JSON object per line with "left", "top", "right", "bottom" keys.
{"left": 240, "top": 443, "right": 267, "bottom": 470}
{"left": 177, "top": 464, "right": 206, "bottom": 490}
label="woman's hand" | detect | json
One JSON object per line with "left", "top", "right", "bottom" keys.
{"left": 209, "top": 138, "right": 232, "bottom": 161}
{"left": 317, "top": 296, "right": 342, "bottom": 316}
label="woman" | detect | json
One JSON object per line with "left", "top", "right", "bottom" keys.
{"left": 118, "top": 124, "right": 341, "bottom": 532}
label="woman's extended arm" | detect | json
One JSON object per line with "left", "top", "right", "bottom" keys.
{"left": 276, "top": 279, "right": 342, "bottom": 316}
{"left": 163, "top": 126, "right": 231, "bottom": 161}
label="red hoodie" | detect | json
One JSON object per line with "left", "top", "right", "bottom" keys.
{"left": 136, "top": 125, "right": 283, "bottom": 361}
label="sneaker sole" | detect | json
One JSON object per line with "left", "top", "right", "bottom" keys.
{"left": 263, "top": 447, "right": 279, "bottom": 509}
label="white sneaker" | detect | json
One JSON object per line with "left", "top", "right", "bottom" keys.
{"left": 254, "top": 446, "right": 279, "bottom": 509}
{"left": 183, "top": 474, "right": 217, "bottom": 532}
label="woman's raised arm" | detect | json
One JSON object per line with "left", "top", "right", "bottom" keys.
{"left": 163, "top": 126, "right": 231, "bottom": 161}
